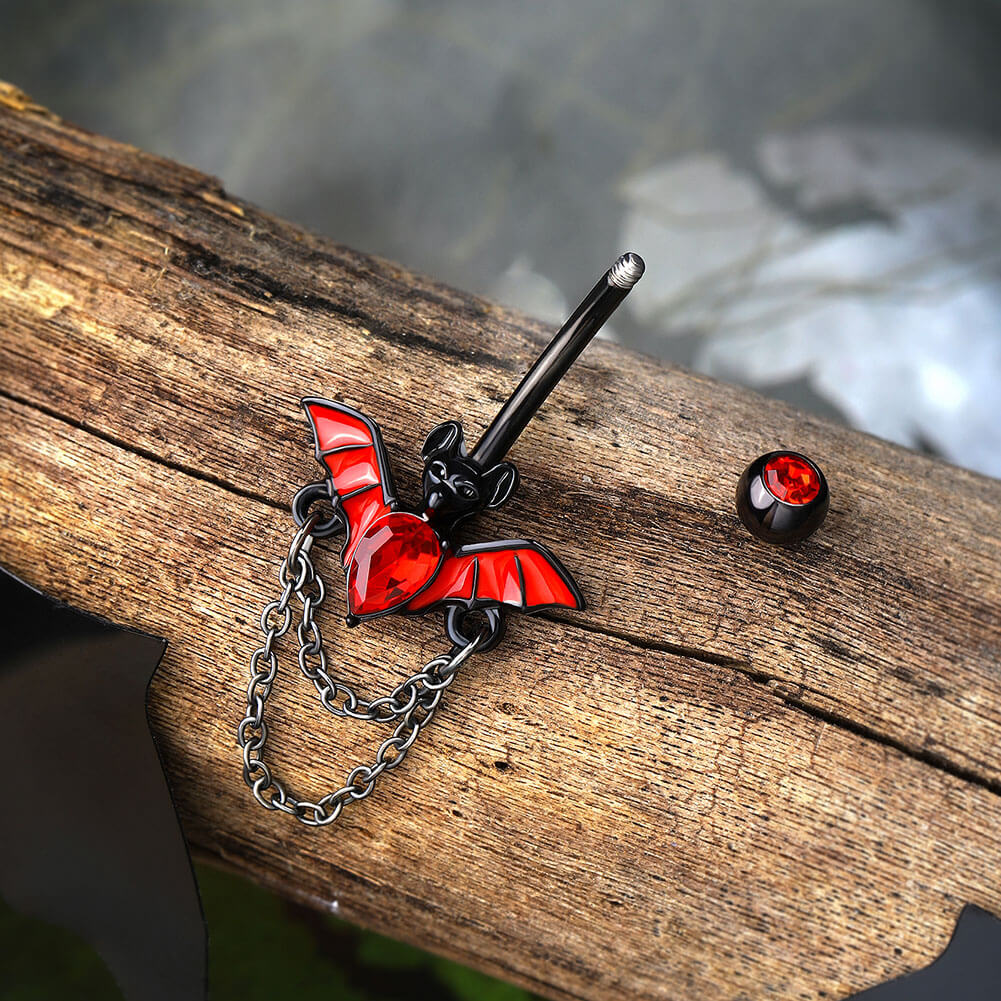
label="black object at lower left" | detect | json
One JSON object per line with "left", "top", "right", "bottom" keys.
{"left": 0, "top": 567, "right": 206, "bottom": 1000}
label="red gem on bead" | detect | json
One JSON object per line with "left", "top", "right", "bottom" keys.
{"left": 762, "top": 454, "right": 821, "bottom": 506}
{"left": 347, "top": 513, "right": 443, "bottom": 616}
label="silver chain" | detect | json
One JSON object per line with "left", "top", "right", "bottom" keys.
{"left": 237, "top": 514, "right": 482, "bottom": 827}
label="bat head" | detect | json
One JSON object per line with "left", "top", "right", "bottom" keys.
{"left": 421, "top": 421, "right": 518, "bottom": 532}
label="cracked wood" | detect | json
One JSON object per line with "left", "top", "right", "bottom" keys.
{"left": 1, "top": 82, "right": 1000, "bottom": 1001}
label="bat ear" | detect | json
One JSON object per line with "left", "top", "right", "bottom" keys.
{"left": 422, "top": 421, "right": 466, "bottom": 461}
{"left": 482, "top": 462, "right": 519, "bottom": 509}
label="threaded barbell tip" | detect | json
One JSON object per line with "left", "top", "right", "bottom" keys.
{"left": 607, "top": 252, "right": 645, "bottom": 289}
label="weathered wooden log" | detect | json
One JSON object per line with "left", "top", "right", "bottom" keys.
{"left": 1, "top": 81, "right": 1000, "bottom": 1000}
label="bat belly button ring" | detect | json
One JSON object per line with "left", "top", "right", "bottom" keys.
{"left": 238, "top": 252, "right": 645, "bottom": 826}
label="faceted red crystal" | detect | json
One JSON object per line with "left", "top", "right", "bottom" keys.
{"left": 762, "top": 454, "right": 821, "bottom": 506}
{"left": 347, "top": 513, "right": 442, "bottom": 616}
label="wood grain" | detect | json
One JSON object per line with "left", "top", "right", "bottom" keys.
{"left": 1, "top": 81, "right": 1000, "bottom": 1000}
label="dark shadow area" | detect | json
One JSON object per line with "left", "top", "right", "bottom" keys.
{"left": 0, "top": 568, "right": 205, "bottom": 1001}
{"left": 848, "top": 905, "right": 1001, "bottom": 1000}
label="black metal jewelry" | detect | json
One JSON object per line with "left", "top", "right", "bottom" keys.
{"left": 736, "top": 450, "right": 829, "bottom": 544}
{"left": 238, "top": 253, "right": 645, "bottom": 826}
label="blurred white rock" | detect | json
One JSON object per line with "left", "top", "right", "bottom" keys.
{"left": 620, "top": 128, "right": 1001, "bottom": 478}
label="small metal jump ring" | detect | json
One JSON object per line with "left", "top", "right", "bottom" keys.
{"left": 445, "top": 606, "right": 504, "bottom": 656}
{"left": 292, "top": 481, "right": 344, "bottom": 538}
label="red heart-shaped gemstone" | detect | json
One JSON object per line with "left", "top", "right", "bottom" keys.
{"left": 347, "top": 513, "right": 443, "bottom": 617}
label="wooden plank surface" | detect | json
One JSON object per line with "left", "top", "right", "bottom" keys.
{"left": 1, "top": 81, "right": 1000, "bottom": 999}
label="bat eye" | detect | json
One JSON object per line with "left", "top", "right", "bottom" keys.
{"left": 459, "top": 484, "right": 477, "bottom": 499}
{"left": 430, "top": 460, "right": 447, "bottom": 478}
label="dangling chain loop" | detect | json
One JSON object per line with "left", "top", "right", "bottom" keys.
{"left": 238, "top": 515, "right": 483, "bottom": 827}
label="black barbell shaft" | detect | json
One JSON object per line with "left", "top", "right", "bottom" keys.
{"left": 470, "top": 252, "right": 645, "bottom": 469}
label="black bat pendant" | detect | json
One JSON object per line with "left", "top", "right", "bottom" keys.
{"left": 292, "top": 252, "right": 645, "bottom": 650}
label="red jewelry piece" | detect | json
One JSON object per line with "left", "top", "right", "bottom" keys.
{"left": 303, "top": 399, "right": 581, "bottom": 630}
{"left": 762, "top": 453, "right": 822, "bottom": 506}
{"left": 346, "top": 513, "right": 443, "bottom": 617}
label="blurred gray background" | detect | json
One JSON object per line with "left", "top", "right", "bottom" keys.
{"left": 4, "top": 0, "right": 1001, "bottom": 476}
